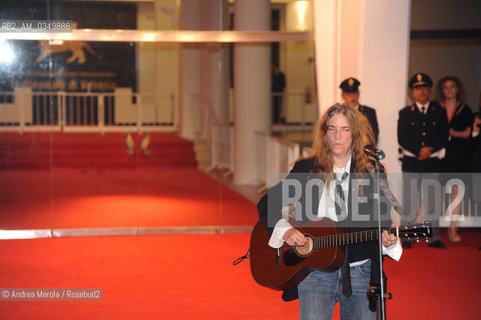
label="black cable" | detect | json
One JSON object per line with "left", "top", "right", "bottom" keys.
{"left": 232, "top": 249, "right": 250, "bottom": 265}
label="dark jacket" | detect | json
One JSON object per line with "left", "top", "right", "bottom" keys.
{"left": 359, "top": 105, "right": 379, "bottom": 143}
{"left": 397, "top": 101, "right": 449, "bottom": 172}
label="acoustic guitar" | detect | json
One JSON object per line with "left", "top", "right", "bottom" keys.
{"left": 249, "top": 218, "right": 432, "bottom": 290}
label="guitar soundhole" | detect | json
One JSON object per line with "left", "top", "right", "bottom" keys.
{"left": 283, "top": 236, "right": 313, "bottom": 267}
{"left": 295, "top": 236, "right": 313, "bottom": 257}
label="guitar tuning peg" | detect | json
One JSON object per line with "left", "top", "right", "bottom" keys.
{"left": 416, "top": 237, "right": 420, "bottom": 243}
{"left": 425, "top": 238, "right": 429, "bottom": 243}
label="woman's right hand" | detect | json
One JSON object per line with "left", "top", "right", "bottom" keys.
{"left": 283, "top": 228, "right": 307, "bottom": 246}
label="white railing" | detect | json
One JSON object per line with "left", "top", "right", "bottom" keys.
{"left": 0, "top": 88, "right": 177, "bottom": 134}
{"left": 209, "top": 124, "right": 234, "bottom": 175}
{"left": 227, "top": 90, "right": 318, "bottom": 131}
{"left": 302, "top": 146, "right": 312, "bottom": 157}
{"left": 190, "top": 90, "right": 318, "bottom": 135}
{"left": 271, "top": 91, "right": 318, "bottom": 132}
{"left": 200, "top": 102, "right": 219, "bottom": 141}
{"left": 189, "top": 94, "right": 221, "bottom": 140}
{"left": 255, "top": 131, "right": 300, "bottom": 190}
{"left": 189, "top": 93, "right": 234, "bottom": 174}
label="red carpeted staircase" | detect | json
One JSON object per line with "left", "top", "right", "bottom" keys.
{"left": 0, "top": 131, "right": 258, "bottom": 230}
{"left": 0, "top": 132, "right": 197, "bottom": 169}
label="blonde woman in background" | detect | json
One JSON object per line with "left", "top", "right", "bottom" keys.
{"left": 435, "top": 76, "right": 474, "bottom": 243}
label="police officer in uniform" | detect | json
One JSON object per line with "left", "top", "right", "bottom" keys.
{"left": 397, "top": 72, "right": 449, "bottom": 249}
{"left": 340, "top": 77, "right": 379, "bottom": 143}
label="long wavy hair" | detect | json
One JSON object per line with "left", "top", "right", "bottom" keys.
{"left": 435, "top": 76, "right": 467, "bottom": 104}
{"left": 310, "top": 103, "right": 375, "bottom": 183}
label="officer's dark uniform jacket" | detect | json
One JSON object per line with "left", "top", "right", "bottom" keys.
{"left": 397, "top": 101, "right": 449, "bottom": 172}
{"left": 257, "top": 158, "right": 392, "bottom": 301}
{"left": 358, "top": 105, "right": 379, "bottom": 143}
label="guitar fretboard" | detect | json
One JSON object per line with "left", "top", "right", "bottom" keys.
{"left": 313, "top": 228, "right": 394, "bottom": 249}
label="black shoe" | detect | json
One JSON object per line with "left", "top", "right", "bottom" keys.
{"left": 428, "top": 240, "right": 446, "bottom": 249}
{"left": 401, "top": 239, "right": 412, "bottom": 249}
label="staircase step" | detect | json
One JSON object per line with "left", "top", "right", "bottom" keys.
{"left": 0, "top": 132, "right": 198, "bottom": 169}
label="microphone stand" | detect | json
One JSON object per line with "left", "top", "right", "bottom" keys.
{"left": 364, "top": 145, "right": 390, "bottom": 320}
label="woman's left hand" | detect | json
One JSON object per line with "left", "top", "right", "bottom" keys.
{"left": 381, "top": 230, "right": 398, "bottom": 247}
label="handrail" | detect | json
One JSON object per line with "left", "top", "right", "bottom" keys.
{"left": 209, "top": 124, "right": 234, "bottom": 176}
{"left": 254, "top": 131, "right": 300, "bottom": 190}
{"left": 0, "top": 89, "right": 177, "bottom": 133}
{"left": 254, "top": 130, "right": 299, "bottom": 149}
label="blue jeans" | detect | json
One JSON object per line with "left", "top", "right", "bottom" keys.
{"left": 298, "top": 260, "right": 375, "bottom": 320}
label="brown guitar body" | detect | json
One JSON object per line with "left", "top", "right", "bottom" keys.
{"left": 250, "top": 218, "right": 431, "bottom": 291}
{"left": 249, "top": 218, "right": 346, "bottom": 291}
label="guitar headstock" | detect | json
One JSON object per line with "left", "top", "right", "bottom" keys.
{"left": 397, "top": 222, "right": 432, "bottom": 239}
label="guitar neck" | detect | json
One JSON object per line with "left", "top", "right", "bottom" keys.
{"left": 313, "top": 227, "right": 396, "bottom": 249}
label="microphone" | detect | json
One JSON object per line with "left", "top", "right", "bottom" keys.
{"left": 364, "top": 145, "right": 385, "bottom": 160}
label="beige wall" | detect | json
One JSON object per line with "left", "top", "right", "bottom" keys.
{"left": 313, "top": 0, "right": 412, "bottom": 174}
{"left": 339, "top": 0, "right": 362, "bottom": 83}
{"left": 137, "top": 0, "right": 179, "bottom": 123}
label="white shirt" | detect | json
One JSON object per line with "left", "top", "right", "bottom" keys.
{"left": 268, "top": 157, "right": 402, "bottom": 264}
{"left": 415, "top": 101, "right": 429, "bottom": 114}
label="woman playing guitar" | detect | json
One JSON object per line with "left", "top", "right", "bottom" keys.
{"left": 256, "top": 104, "right": 402, "bottom": 320}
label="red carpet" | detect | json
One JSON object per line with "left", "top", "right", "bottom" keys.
{"left": 0, "top": 232, "right": 479, "bottom": 319}
{"left": 0, "top": 132, "right": 197, "bottom": 169}
{"left": 0, "top": 132, "right": 479, "bottom": 319}
{"left": 0, "top": 167, "right": 258, "bottom": 229}
{"left": 0, "top": 132, "right": 258, "bottom": 230}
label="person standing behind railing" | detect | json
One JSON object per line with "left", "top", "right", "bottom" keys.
{"left": 272, "top": 64, "right": 286, "bottom": 124}
{"left": 339, "top": 78, "right": 379, "bottom": 143}
{"left": 435, "top": 76, "right": 474, "bottom": 243}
